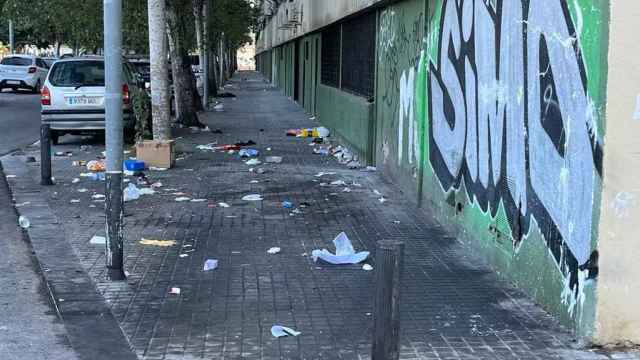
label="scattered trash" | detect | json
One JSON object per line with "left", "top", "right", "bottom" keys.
{"left": 347, "top": 161, "right": 361, "bottom": 169}
{"left": 218, "top": 202, "right": 231, "bottom": 208}
{"left": 364, "top": 166, "right": 377, "bottom": 172}
{"left": 379, "top": 197, "right": 388, "bottom": 204}
{"left": 291, "top": 208, "right": 303, "bottom": 215}
{"left": 242, "top": 194, "right": 263, "bottom": 201}
{"left": 140, "top": 238, "right": 176, "bottom": 247}
{"left": 312, "top": 138, "right": 324, "bottom": 144}
{"left": 169, "top": 287, "right": 181, "bottom": 295}
{"left": 5, "top": 174, "right": 16, "bottom": 179}
{"left": 239, "top": 149, "right": 259, "bottom": 158}
{"left": 151, "top": 182, "right": 163, "bottom": 188}
{"left": 373, "top": 190, "right": 382, "bottom": 196}
{"left": 250, "top": 180, "right": 259, "bottom": 184}
{"left": 124, "top": 183, "right": 142, "bottom": 202}
{"left": 266, "top": 147, "right": 272, "bottom": 151}
{"left": 72, "top": 160, "right": 87, "bottom": 167}
{"left": 271, "top": 325, "right": 301, "bottom": 338}
{"left": 267, "top": 247, "right": 281, "bottom": 254}
{"left": 265, "top": 156, "right": 283, "bottom": 164}
{"left": 18, "top": 216, "right": 30, "bottom": 229}
{"left": 55, "top": 151, "right": 73, "bottom": 157}
{"left": 311, "top": 232, "right": 369, "bottom": 265}
{"left": 392, "top": 220, "right": 401, "bottom": 224}
{"left": 313, "top": 148, "right": 329, "bottom": 156}
{"left": 203, "top": 259, "right": 219, "bottom": 271}
{"left": 282, "top": 201, "right": 293, "bottom": 209}
{"left": 72, "top": 178, "right": 80, "bottom": 184}
{"left": 245, "top": 159, "right": 261, "bottom": 166}
{"left": 124, "top": 159, "right": 145, "bottom": 171}
{"left": 175, "top": 197, "right": 191, "bottom": 202}
{"left": 149, "top": 167, "right": 168, "bottom": 171}
{"left": 215, "top": 144, "right": 241, "bottom": 151}
{"left": 235, "top": 140, "right": 256, "bottom": 147}
{"left": 92, "top": 194, "right": 106, "bottom": 200}
{"left": 299, "top": 202, "right": 312, "bottom": 208}
{"left": 362, "top": 264, "right": 374, "bottom": 271}
{"left": 330, "top": 180, "right": 347, "bottom": 186}
{"left": 316, "top": 126, "right": 330, "bottom": 138}
{"left": 213, "top": 103, "right": 224, "bottom": 112}
{"left": 86, "top": 160, "right": 106, "bottom": 172}
{"left": 77, "top": 188, "right": 89, "bottom": 193}
{"left": 196, "top": 143, "right": 218, "bottom": 151}
{"left": 90, "top": 235, "right": 106, "bottom": 245}
{"left": 15, "top": 202, "right": 30, "bottom": 208}
{"left": 70, "top": 199, "right": 81, "bottom": 204}
{"left": 255, "top": 168, "right": 267, "bottom": 174}
{"left": 342, "top": 187, "right": 352, "bottom": 193}
{"left": 314, "top": 172, "right": 336, "bottom": 177}
{"left": 179, "top": 254, "right": 189, "bottom": 258}
{"left": 190, "top": 199, "right": 207, "bottom": 202}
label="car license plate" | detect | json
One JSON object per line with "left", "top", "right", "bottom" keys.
{"left": 7, "top": 80, "right": 20, "bottom": 85}
{"left": 67, "top": 96, "right": 100, "bottom": 105}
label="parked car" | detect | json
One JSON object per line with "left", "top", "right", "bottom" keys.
{"left": 41, "top": 56, "right": 148, "bottom": 145}
{"left": 42, "top": 57, "right": 59, "bottom": 69}
{"left": 0, "top": 54, "right": 50, "bottom": 93}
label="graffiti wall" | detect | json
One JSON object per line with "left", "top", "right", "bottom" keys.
{"left": 375, "top": 0, "right": 426, "bottom": 191}
{"left": 419, "top": 0, "right": 608, "bottom": 333}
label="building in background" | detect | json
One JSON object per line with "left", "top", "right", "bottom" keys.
{"left": 237, "top": 34, "right": 256, "bottom": 71}
{"left": 255, "top": 0, "right": 640, "bottom": 347}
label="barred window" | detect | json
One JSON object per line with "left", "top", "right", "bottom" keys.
{"left": 341, "top": 12, "right": 376, "bottom": 99}
{"left": 321, "top": 24, "right": 341, "bottom": 87}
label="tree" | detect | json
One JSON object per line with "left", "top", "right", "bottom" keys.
{"left": 166, "top": 0, "right": 203, "bottom": 127}
{"left": 148, "top": 0, "right": 172, "bottom": 140}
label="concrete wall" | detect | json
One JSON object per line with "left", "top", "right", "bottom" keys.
{"left": 256, "top": 0, "right": 385, "bottom": 53}
{"left": 595, "top": 0, "right": 640, "bottom": 346}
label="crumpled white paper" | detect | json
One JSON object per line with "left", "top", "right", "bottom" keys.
{"left": 311, "top": 232, "right": 369, "bottom": 265}
{"left": 271, "top": 325, "right": 301, "bottom": 338}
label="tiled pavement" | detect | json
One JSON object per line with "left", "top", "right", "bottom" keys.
{"left": 5, "top": 71, "right": 638, "bottom": 359}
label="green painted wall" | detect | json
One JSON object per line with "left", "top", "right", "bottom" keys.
{"left": 316, "top": 84, "right": 375, "bottom": 163}
{"left": 375, "top": 0, "right": 426, "bottom": 195}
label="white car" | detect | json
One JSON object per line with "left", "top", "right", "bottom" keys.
{"left": 41, "top": 57, "right": 146, "bottom": 144}
{"left": 0, "top": 54, "right": 49, "bottom": 93}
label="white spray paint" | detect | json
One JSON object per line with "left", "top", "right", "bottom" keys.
{"left": 398, "top": 68, "right": 416, "bottom": 164}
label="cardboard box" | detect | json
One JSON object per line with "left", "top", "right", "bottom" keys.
{"left": 135, "top": 140, "right": 175, "bottom": 169}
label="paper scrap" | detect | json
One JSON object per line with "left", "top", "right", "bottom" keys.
{"left": 203, "top": 259, "right": 219, "bottom": 271}
{"left": 169, "top": 287, "right": 181, "bottom": 295}
{"left": 362, "top": 264, "right": 374, "bottom": 271}
{"left": 314, "top": 172, "right": 336, "bottom": 177}
{"left": 175, "top": 197, "right": 191, "bottom": 202}
{"left": 267, "top": 247, "right": 281, "bottom": 254}
{"left": 140, "top": 239, "right": 176, "bottom": 247}
{"left": 242, "top": 194, "right": 263, "bottom": 201}
{"left": 190, "top": 199, "right": 207, "bottom": 202}
{"left": 90, "top": 235, "right": 106, "bottom": 245}
{"left": 218, "top": 202, "right": 231, "bottom": 208}
{"left": 271, "top": 325, "right": 301, "bottom": 338}
{"left": 311, "top": 232, "right": 369, "bottom": 265}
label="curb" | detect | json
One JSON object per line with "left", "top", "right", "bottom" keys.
{"left": 0, "top": 154, "right": 138, "bottom": 360}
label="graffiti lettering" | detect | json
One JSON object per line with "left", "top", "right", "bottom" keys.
{"left": 428, "top": 0, "right": 601, "bottom": 281}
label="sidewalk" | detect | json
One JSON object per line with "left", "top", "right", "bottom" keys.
{"left": 4, "top": 71, "right": 637, "bottom": 360}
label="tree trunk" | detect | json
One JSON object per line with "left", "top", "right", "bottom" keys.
{"left": 166, "top": 0, "right": 203, "bottom": 127}
{"left": 148, "top": 0, "right": 172, "bottom": 140}
{"left": 193, "top": 0, "right": 204, "bottom": 73}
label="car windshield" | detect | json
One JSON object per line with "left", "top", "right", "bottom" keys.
{"left": 0, "top": 57, "right": 32, "bottom": 66}
{"left": 49, "top": 61, "right": 105, "bottom": 87}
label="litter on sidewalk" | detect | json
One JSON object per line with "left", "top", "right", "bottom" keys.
{"left": 175, "top": 197, "right": 191, "bottom": 202}
{"left": 169, "top": 287, "right": 181, "bottom": 295}
{"left": 218, "top": 202, "right": 231, "bottom": 208}
{"left": 86, "top": 160, "right": 105, "bottom": 172}
{"left": 267, "top": 247, "right": 281, "bottom": 254}
{"left": 140, "top": 238, "right": 176, "bottom": 247}
{"left": 314, "top": 172, "right": 336, "bottom": 177}
{"left": 271, "top": 325, "right": 301, "bottom": 338}
{"left": 311, "top": 232, "right": 369, "bottom": 265}
{"left": 239, "top": 149, "right": 259, "bottom": 158}
{"left": 203, "top": 259, "right": 219, "bottom": 271}
{"left": 242, "top": 194, "right": 263, "bottom": 201}
{"left": 18, "top": 216, "right": 30, "bottom": 229}
{"left": 90, "top": 235, "right": 106, "bottom": 245}
{"left": 245, "top": 159, "right": 261, "bottom": 166}
{"left": 362, "top": 264, "right": 374, "bottom": 271}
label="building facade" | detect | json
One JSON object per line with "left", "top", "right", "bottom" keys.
{"left": 255, "top": 0, "right": 640, "bottom": 346}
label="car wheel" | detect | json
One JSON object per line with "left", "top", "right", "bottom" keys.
{"left": 50, "top": 130, "right": 60, "bottom": 145}
{"left": 33, "top": 81, "right": 41, "bottom": 94}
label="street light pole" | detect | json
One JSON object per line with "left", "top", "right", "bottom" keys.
{"left": 9, "top": 20, "right": 14, "bottom": 53}
{"left": 104, "top": 0, "right": 125, "bottom": 281}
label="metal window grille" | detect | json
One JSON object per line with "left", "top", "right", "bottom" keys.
{"left": 321, "top": 24, "right": 341, "bottom": 87}
{"left": 341, "top": 12, "right": 376, "bottom": 99}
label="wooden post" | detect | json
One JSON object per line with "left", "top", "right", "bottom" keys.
{"left": 40, "top": 124, "right": 53, "bottom": 186}
{"left": 372, "top": 240, "right": 405, "bottom": 360}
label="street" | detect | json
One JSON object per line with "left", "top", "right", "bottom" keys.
{"left": 0, "top": 89, "right": 41, "bottom": 156}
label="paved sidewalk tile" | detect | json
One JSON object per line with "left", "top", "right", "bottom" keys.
{"left": 14, "top": 72, "right": 640, "bottom": 360}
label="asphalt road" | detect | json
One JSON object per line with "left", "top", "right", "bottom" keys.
{"left": 0, "top": 89, "right": 41, "bottom": 156}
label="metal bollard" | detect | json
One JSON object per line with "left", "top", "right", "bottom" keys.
{"left": 40, "top": 124, "right": 53, "bottom": 185}
{"left": 372, "top": 240, "right": 405, "bottom": 360}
